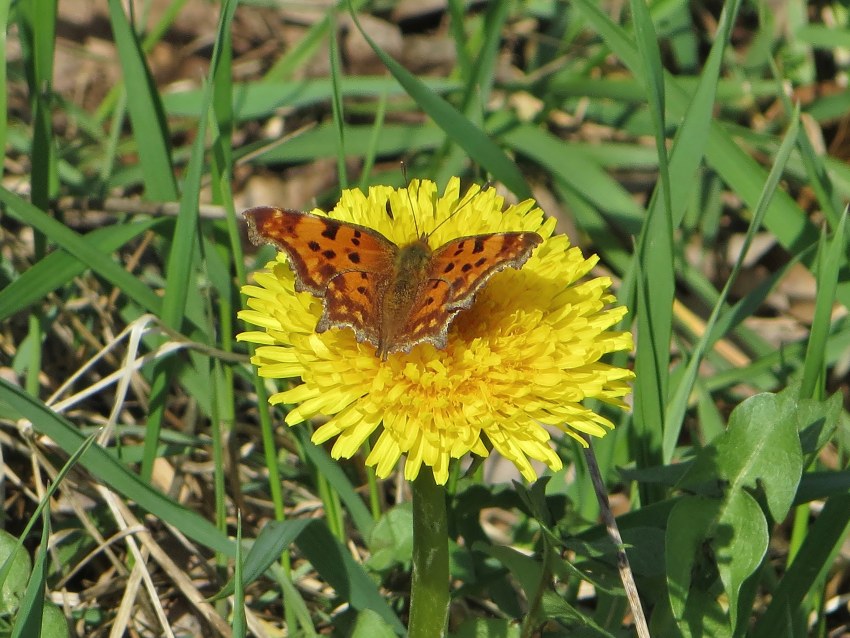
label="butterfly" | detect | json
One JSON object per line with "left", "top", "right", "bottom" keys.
{"left": 244, "top": 204, "right": 542, "bottom": 360}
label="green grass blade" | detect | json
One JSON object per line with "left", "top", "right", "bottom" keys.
{"left": 664, "top": 110, "right": 800, "bottom": 459}
{"left": 9, "top": 510, "right": 49, "bottom": 638}
{"left": 0, "top": 218, "right": 164, "bottom": 321}
{"left": 164, "top": 77, "right": 462, "bottom": 121}
{"left": 95, "top": 0, "right": 189, "bottom": 123}
{"left": 446, "top": 0, "right": 472, "bottom": 80}
{"left": 502, "top": 125, "right": 643, "bottom": 228}
{"left": 0, "top": 0, "right": 10, "bottom": 159}
{"left": 0, "top": 188, "right": 165, "bottom": 313}
{"left": 295, "top": 428, "right": 375, "bottom": 538}
{"left": 459, "top": 0, "right": 509, "bottom": 113}
{"left": 347, "top": 3, "right": 531, "bottom": 199}
{"left": 106, "top": 0, "right": 178, "bottom": 200}
{"left": 751, "top": 494, "right": 850, "bottom": 638}
{"left": 142, "top": 0, "right": 238, "bottom": 479}
{"left": 628, "top": 0, "right": 676, "bottom": 496}
{"left": 799, "top": 209, "right": 847, "bottom": 400}
{"left": 432, "top": 1, "right": 509, "bottom": 185}
{"left": 232, "top": 513, "right": 246, "bottom": 638}
{"left": 630, "top": 0, "right": 671, "bottom": 217}
{"left": 250, "top": 122, "right": 444, "bottom": 165}
{"left": 328, "top": 7, "right": 347, "bottom": 189}
{"left": 358, "top": 89, "right": 388, "bottom": 190}
{"left": 0, "top": 377, "right": 234, "bottom": 555}
{"left": 16, "top": 0, "right": 58, "bottom": 398}
{"left": 576, "top": 0, "right": 850, "bottom": 312}
{"left": 263, "top": 0, "right": 370, "bottom": 81}
{"left": 17, "top": 0, "right": 57, "bottom": 209}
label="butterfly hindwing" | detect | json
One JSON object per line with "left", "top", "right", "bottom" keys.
{"left": 244, "top": 206, "right": 397, "bottom": 296}
{"left": 428, "top": 232, "right": 543, "bottom": 309}
{"left": 398, "top": 278, "right": 455, "bottom": 352}
{"left": 318, "top": 271, "right": 384, "bottom": 346}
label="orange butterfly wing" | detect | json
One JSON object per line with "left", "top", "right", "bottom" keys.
{"left": 246, "top": 206, "right": 543, "bottom": 358}
{"left": 244, "top": 207, "right": 397, "bottom": 346}
{"left": 244, "top": 207, "right": 397, "bottom": 294}
{"left": 397, "top": 232, "right": 543, "bottom": 352}
{"left": 428, "top": 232, "right": 542, "bottom": 307}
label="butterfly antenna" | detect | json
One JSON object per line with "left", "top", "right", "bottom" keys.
{"left": 427, "top": 183, "right": 484, "bottom": 238}
{"left": 400, "top": 160, "right": 409, "bottom": 186}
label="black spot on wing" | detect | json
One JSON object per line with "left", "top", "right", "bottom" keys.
{"left": 321, "top": 220, "right": 341, "bottom": 240}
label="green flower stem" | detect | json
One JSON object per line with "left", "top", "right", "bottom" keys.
{"left": 408, "top": 472, "right": 449, "bottom": 638}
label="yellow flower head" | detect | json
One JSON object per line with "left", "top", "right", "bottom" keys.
{"left": 238, "top": 178, "right": 634, "bottom": 485}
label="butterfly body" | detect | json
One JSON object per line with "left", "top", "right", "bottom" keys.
{"left": 377, "top": 238, "right": 434, "bottom": 359}
{"left": 244, "top": 206, "right": 542, "bottom": 359}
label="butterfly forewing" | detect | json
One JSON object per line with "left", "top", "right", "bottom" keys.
{"left": 394, "top": 232, "right": 543, "bottom": 355}
{"left": 428, "top": 232, "right": 543, "bottom": 309}
{"left": 244, "top": 206, "right": 397, "bottom": 295}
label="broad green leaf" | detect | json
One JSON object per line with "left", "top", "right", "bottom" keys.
{"left": 714, "top": 490, "right": 768, "bottom": 630}
{"left": 0, "top": 530, "right": 30, "bottom": 614}
{"left": 666, "top": 496, "right": 721, "bottom": 624}
{"left": 478, "top": 544, "right": 544, "bottom": 609}
{"left": 39, "top": 602, "right": 69, "bottom": 638}
{"left": 679, "top": 391, "right": 802, "bottom": 522}
{"left": 452, "top": 618, "right": 521, "bottom": 638}
{"left": 540, "top": 591, "right": 614, "bottom": 636}
{"left": 366, "top": 504, "right": 413, "bottom": 571}
{"left": 10, "top": 510, "right": 50, "bottom": 638}
{"left": 350, "top": 609, "right": 398, "bottom": 638}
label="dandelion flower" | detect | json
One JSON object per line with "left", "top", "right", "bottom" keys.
{"left": 238, "top": 178, "right": 634, "bottom": 485}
